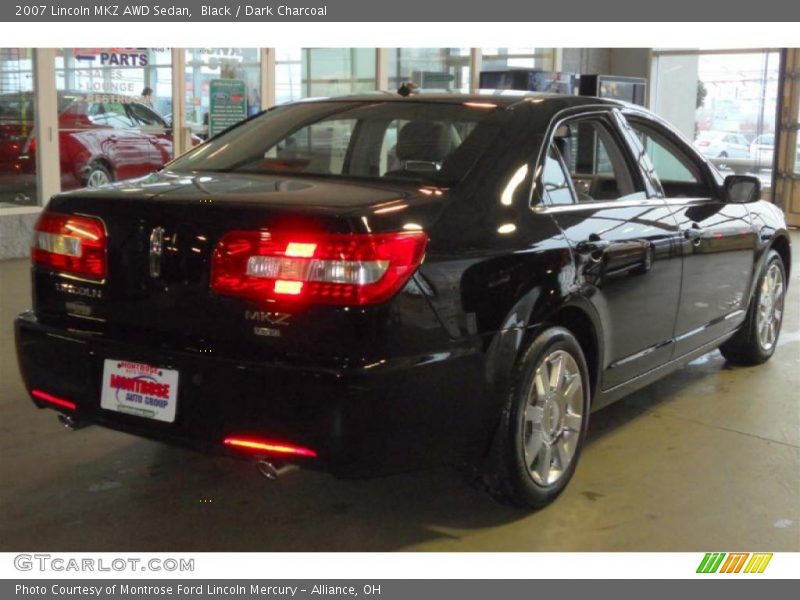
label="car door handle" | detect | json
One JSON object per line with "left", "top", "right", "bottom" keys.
{"left": 108, "top": 134, "right": 118, "bottom": 142}
{"left": 576, "top": 238, "right": 611, "bottom": 255}
{"left": 683, "top": 223, "right": 705, "bottom": 240}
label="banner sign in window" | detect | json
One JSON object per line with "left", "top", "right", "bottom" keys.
{"left": 208, "top": 79, "right": 247, "bottom": 137}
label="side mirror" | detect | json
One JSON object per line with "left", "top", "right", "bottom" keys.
{"left": 724, "top": 174, "right": 760, "bottom": 203}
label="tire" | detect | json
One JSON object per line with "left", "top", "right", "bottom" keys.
{"left": 85, "top": 162, "right": 113, "bottom": 188}
{"left": 720, "top": 249, "right": 786, "bottom": 365}
{"left": 483, "top": 326, "right": 591, "bottom": 508}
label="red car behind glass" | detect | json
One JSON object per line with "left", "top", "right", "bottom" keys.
{"left": 0, "top": 91, "right": 192, "bottom": 205}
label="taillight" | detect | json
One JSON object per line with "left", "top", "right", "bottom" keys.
{"left": 211, "top": 230, "right": 428, "bottom": 306}
{"left": 32, "top": 211, "right": 107, "bottom": 279}
{"left": 223, "top": 436, "right": 317, "bottom": 458}
{"left": 22, "top": 135, "right": 36, "bottom": 155}
{"left": 697, "top": 140, "right": 710, "bottom": 147}
{"left": 31, "top": 389, "right": 77, "bottom": 411}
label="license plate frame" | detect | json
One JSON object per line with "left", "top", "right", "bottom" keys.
{"left": 100, "top": 359, "right": 179, "bottom": 423}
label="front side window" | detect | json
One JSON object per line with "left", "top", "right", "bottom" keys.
{"left": 627, "top": 118, "right": 712, "bottom": 198}
{"left": 90, "top": 103, "right": 136, "bottom": 129}
{"left": 169, "top": 101, "right": 508, "bottom": 185}
{"left": 126, "top": 102, "right": 167, "bottom": 128}
{"left": 553, "top": 116, "right": 644, "bottom": 202}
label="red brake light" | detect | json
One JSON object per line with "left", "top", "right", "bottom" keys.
{"left": 22, "top": 135, "right": 35, "bottom": 155}
{"left": 31, "top": 389, "right": 77, "bottom": 411}
{"left": 697, "top": 140, "right": 710, "bottom": 147}
{"left": 223, "top": 436, "right": 317, "bottom": 458}
{"left": 211, "top": 231, "right": 428, "bottom": 306}
{"left": 32, "top": 211, "right": 107, "bottom": 279}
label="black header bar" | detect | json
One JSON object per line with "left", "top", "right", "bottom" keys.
{"left": 3, "top": 0, "right": 800, "bottom": 22}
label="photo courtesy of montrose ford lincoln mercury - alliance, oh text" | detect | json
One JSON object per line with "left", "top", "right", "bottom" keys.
{"left": 15, "top": 92, "right": 790, "bottom": 508}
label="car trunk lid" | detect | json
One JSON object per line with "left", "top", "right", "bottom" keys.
{"left": 32, "top": 171, "right": 445, "bottom": 361}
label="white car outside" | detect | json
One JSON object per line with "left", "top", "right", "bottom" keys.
{"left": 750, "top": 133, "right": 775, "bottom": 166}
{"left": 694, "top": 131, "right": 750, "bottom": 159}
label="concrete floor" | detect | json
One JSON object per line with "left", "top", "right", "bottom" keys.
{"left": 1, "top": 235, "right": 798, "bottom": 551}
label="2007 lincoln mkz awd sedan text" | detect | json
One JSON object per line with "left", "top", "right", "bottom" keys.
{"left": 15, "top": 93, "right": 790, "bottom": 507}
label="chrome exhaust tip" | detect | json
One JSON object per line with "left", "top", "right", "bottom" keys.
{"left": 57, "top": 413, "right": 86, "bottom": 430}
{"left": 256, "top": 459, "right": 281, "bottom": 481}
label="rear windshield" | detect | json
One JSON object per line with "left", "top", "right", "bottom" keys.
{"left": 0, "top": 93, "right": 87, "bottom": 122}
{"left": 0, "top": 95, "right": 33, "bottom": 123}
{"left": 168, "top": 100, "right": 509, "bottom": 185}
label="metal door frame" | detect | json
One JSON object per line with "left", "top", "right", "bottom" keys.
{"left": 776, "top": 48, "right": 800, "bottom": 226}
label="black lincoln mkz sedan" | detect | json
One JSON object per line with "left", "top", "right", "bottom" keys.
{"left": 16, "top": 93, "right": 790, "bottom": 507}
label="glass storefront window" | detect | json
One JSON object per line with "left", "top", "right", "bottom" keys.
{"left": 276, "top": 49, "right": 376, "bottom": 105}
{"left": 480, "top": 48, "right": 555, "bottom": 72}
{"left": 387, "top": 48, "right": 470, "bottom": 92}
{"left": 0, "top": 48, "right": 36, "bottom": 207}
{"left": 185, "top": 48, "right": 261, "bottom": 139}
{"left": 49, "top": 48, "right": 174, "bottom": 193}
{"left": 652, "top": 50, "right": 780, "bottom": 193}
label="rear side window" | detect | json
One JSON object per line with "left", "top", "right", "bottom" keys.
{"left": 541, "top": 145, "right": 574, "bottom": 205}
{"left": 552, "top": 116, "right": 645, "bottom": 203}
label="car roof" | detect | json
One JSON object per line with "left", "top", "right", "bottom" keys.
{"left": 291, "top": 91, "right": 630, "bottom": 110}
{"left": 1, "top": 90, "right": 631, "bottom": 112}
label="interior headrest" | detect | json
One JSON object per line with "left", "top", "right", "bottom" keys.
{"left": 554, "top": 136, "right": 570, "bottom": 163}
{"left": 396, "top": 121, "right": 452, "bottom": 163}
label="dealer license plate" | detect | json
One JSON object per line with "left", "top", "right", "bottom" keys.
{"left": 100, "top": 359, "right": 179, "bottom": 423}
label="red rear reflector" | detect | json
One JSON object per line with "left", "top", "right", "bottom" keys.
{"left": 223, "top": 436, "right": 317, "bottom": 458}
{"left": 211, "top": 231, "right": 428, "bottom": 306}
{"left": 31, "top": 389, "right": 77, "bottom": 411}
{"left": 32, "top": 211, "right": 107, "bottom": 279}
{"left": 697, "top": 141, "right": 710, "bottom": 147}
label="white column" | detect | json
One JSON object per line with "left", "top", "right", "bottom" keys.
{"left": 261, "top": 48, "right": 276, "bottom": 109}
{"left": 553, "top": 48, "right": 564, "bottom": 72}
{"left": 32, "top": 48, "right": 59, "bottom": 206}
{"left": 170, "top": 48, "right": 189, "bottom": 157}
{"left": 376, "top": 48, "right": 389, "bottom": 91}
{"left": 469, "top": 48, "right": 482, "bottom": 94}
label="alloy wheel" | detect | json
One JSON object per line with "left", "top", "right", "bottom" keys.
{"left": 87, "top": 168, "right": 110, "bottom": 187}
{"left": 756, "top": 262, "right": 785, "bottom": 351}
{"left": 522, "top": 349, "right": 585, "bottom": 486}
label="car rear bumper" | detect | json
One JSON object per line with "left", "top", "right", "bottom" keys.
{"left": 15, "top": 311, "right": 488, "bottom": 477}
